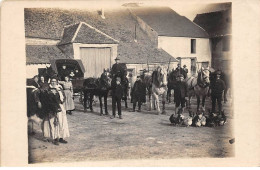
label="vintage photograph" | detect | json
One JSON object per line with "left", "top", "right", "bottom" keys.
{"left": 25, "top": 2, "right": 233, "bottom": 163}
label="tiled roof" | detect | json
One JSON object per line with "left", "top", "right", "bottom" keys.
{"left": 130, "top": 7, "right": 209, "bottom": 38}
{"left": 25, "top": 8, "right": 178, "bottom": 64}
{"left": 58, "top": 22, "right": 118, "bottom": 45}
{"left": 193, "top": 9, "right": 231, "bottom": 38}
{"left": 26, "top": 45, "right": 70, "bottom": 64}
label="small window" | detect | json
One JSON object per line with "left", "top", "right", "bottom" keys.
{"left": 191, "top": 39, "right": 196, "bottom": 53}
{"left": 222, "top": 36, "right": 230, "bottom": 51}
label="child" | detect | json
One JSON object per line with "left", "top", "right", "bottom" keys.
{"left": 111, "top": 77, "right": 123, "bottom": 119}
{"left": 130, "top": 76, "right": 146, "bottom": 112}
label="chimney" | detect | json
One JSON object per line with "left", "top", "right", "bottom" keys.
{"left": 101, "top": 8, "right": 105, "bottom": 19}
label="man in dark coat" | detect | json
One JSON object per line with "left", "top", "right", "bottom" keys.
{"left": 39, "top": 75, "right": 49, "bottom": 90}
{"left": 59, "top": 65, "right": 69, "bottom": 81}
{"left": 183, "top": 65, "right": 188, "bottom": 79}
{"left": 27, "top": 75, "right": 40, "bottom": 88}
{"left": 174, "top": 74, "right": 188, "bottom": 115}
{"left": 111, "top": 57, "right": 121, "bottom": 78}
{"left": 130, "top": 76, "right": 146, "bottom": 112}
{"left": 111, "top": 77, "right": 124, "bottom": 119}
{"left": 175, "top": 64, "right": 186, "bottom": 78}
{"left": 211, "top": 71, "right": 226, "bottom": 113}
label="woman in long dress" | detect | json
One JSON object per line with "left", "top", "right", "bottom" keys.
{"left": 59, "top": 76, "right": 75, "bottom": 115}
{"left": 41, "top": 77, "right": 70, "bottom": 145}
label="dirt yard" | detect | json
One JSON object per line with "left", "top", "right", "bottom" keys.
{"left": 28, "top": 95, "right": 234, "bottom": 164}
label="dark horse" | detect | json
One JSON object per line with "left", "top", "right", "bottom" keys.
{"left": 83, "top": 72, "right": 112, "bottom": 115}
{"left": 166, "top": 70, "right": 178, "bottom": 103}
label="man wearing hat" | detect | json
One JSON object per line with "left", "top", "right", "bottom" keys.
{"left": 174, "top": 74, "right": 188, "bottom": 115}
{"left": 210, "top": 70, "right": 226, "bottom": 113}
{"left": 175, "top": 64, "right": 185, "bottom": 78}
{"left": 111, "top": 57, "right": 121, "bottom": 78}
{"left": 183, "top": 65, "right": 188, "bottom": 79}
{"left": 111, "top": 77, "right": 124, "bottom": 119}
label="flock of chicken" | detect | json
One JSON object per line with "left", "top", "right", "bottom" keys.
{"left": 169, "top": 109, "right": 227, "bottom": 127}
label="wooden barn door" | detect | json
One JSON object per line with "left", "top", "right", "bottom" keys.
{"left": 80, "top": 47, "right": 111, "bottom": 78}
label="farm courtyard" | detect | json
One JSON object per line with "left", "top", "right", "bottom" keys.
{"left": 28, "top": 95, "right": 234, "bottom": 164}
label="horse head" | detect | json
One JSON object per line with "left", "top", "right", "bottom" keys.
{"left": 101, "top": 71, "right": 112, "bottom": 88}
{"left": 198, "top": 67, "right": 210, "bottom": 87}
{"left": 153, "top": 66, "right": 167, "bottom": 87}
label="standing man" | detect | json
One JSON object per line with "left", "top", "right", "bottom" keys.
{"left": 111, "top": 77, "right": 123, "bottom": 119}
{"left": 175, "top": 64, "right": 184, "bottom": 78}
{"left": 130, "top": 76, "right": 146, "bottom": 112}
{"left": 183, "top": 65, "right": 188, "bottom": 79}
{"left": 59, "top": 65, "right": 69, "bottom": 81}
{"left": 210, "top": 71, "right": 226, "bottom": 113}
{"left": 174, "top": 74, "right": 188, "bottom": 115}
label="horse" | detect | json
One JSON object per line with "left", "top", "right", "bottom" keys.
{"left": 83, "top": 71, "right": 112, "bottom": 115}
{"left": 185, "top": 67, "right": 211, "bottom": 111}
{"left": 166, "top": 70, "right": 178, "bottom": 103}
{"left": 149, "top": 66, "right": 168, "bottom": 114}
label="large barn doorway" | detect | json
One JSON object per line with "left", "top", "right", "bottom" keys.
{"left": 80, "top": 47, "right": 111, "bottom": 78}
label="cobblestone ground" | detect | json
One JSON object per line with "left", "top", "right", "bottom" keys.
{"left": 28, "top": 95, "right": 234, "bottom": 164}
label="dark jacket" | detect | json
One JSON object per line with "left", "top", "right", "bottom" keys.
{"left": 59, "top": 68, "right": 70, "bottom": 80}
{"left": 131, "top": 80, "right": 146, "bottom": 102}
{"left": 175, "top": 67, "right": 187, "bottom": 78}
{"left": 174, "top": 81, "right": 188, "bottom": 100}
{"left": 112, "top": 84, "right": 123, "bottom": 99}
{"left": 39, "top": 82, "right": 49, "bottom": 91}
{"left": 111, "top": 63, "right": 121, "bottom": 77}
{"left": 211, "top": 78, "right": 226, "bottom": 96}
{"left": 111, "top": 78, "right": 123, "bottom": 99}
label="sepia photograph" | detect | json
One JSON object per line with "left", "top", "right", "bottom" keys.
{"left": 24, "top": 2, "right": 235, "bottom": 164}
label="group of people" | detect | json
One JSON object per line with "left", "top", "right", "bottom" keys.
{"left": 27, "top": 72, "right": 76, "bottom": 145}
{"left": 128, "top": 64, "right": 227, "bottom": 116}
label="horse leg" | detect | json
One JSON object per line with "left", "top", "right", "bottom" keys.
{"left": 125, "top": 97, "right": 128, "bottom": 109}
{"left": 89, "top": 94, "right": 94, "bottom": 112}
{"left": 99, "top": 95, "right": 103, "bottom": 116}
{"left": 161, "top": 92, "right": 167, "bottom": 114}
{"left": 197, "top": 96, "right": 200, "bottom": 111}
{"left": 224, "top": 88, "right": 228, "bottom": 103}
{"left": 154, "top": 94, "right": 160, "bottom": 114}
{"left": 83, "top": 91, "right": 87, "bottom": 111}
{"left": 202, "top": 95, "right": 206, "bottom": 112}
{"left": 104, "top": 94, "right": 109, "bottom": 115}
{"left": 148, "top": 93, "right": 152, "bottom": 111}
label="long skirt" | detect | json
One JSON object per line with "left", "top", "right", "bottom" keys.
{"left": 58, "top": 104, "right": 70, "bottom": 139}
{"left": 64, "top": 90, "right": 75, "bottom": 111}
{"left": 42, "top": 116, "right": 60, "bottom": 140}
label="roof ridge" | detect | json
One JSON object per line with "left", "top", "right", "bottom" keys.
{"left": 196, "top": 9, "right": 229, "bottom": 16}
{"left": 71, "top": 22, "right": 82, "bottom": 42}
{"left": 75, "top": 21, "right": 119, "bottom": 43}
{"left": 182, "top": 16, "right": 209, "bottom": 37}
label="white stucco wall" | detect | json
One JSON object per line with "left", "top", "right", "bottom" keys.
{"left": 26, "top": 64, "right": 50, "bottom": 79}
{"left": 158, "top": 36, "right": 211, "bottom": 63}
